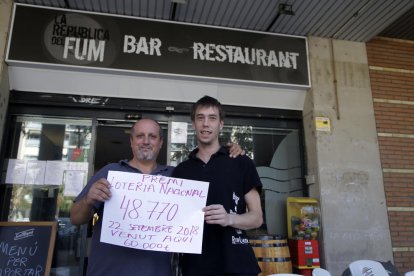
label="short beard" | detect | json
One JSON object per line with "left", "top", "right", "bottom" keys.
{"left": 137, "top": 150, "right": 154, "bottom": 161}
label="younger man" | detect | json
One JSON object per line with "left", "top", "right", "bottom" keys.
{"left": 173, "top": 96, "right": 263, "bottom": 276}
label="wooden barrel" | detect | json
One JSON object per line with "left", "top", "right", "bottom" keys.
{"left": 249, "top": 235, "right": 292, "bottom": 275}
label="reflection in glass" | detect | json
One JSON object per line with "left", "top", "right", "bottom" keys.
{"left": 169, "top": 122, "right": 305, "bottom": 236}
{"left": 3, "top": 116, "right": 92, "bottom": 276}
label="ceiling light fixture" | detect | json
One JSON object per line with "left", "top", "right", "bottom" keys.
{"left": 279, "top": 3, "right": 295, "bottom": 16}
{"left": 170, "top": 0, "right": 186, "bottom": 21}
{"left": 266, "top": 3, "right": 295, "bottom": 32}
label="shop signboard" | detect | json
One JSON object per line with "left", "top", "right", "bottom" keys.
{"left": 6, "top": 3, "right": 310, "bottom": 88}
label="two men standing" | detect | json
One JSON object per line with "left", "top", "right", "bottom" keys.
{"left": 70, "top": 96, "right": 263, "bottom": 276}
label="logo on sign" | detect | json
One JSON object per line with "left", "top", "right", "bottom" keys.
{"left": 43, "top": 13, "right": 111, "bottom": 65}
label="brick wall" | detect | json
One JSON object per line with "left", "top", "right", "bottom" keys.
{"left": 367, "top": 37, "right": 414, "bottom": 273}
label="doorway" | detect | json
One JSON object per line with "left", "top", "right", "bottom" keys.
{"left": 93, "top": 115, "right": 306, "bottom": 237}
{"left": 0, "top": 116, "right": 92, "bottom": 276}
{"left": 1, "top": 98, "right": 305, "bottom": 275}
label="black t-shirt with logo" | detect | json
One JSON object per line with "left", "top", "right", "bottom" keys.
{"left": 173, "top": 147, "right": 262, "bottom": 275}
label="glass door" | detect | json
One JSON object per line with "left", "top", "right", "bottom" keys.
{"left": 0, "top": 111, "right": 304, "bottom": 276}
{"left": 94, "top": 116, "right": 305, "bottom": 237}
{"left": 169, "top": 119, "right": 305, "bottom": 236}
{"left": 0, "top": 116, "right": 92, "bottom": 276}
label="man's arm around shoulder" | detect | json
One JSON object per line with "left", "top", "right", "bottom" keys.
{"left": 203, "top": 188, "right": 263, "bottom": 230}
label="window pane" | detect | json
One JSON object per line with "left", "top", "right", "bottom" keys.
{"left": 169, "top": 121, "right": 304, "bottom": 236}
{"left": 2, "top": 116, "right": 92, "bottom": 276}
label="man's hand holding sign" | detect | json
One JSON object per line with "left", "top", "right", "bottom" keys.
{"left": 101, "top": 170, "right": 209, "bottom": 254}
{"left": 70, "top": 118, "right": 244, "bottom": 275}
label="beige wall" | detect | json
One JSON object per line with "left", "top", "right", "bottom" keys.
{"left": 0, "top": 3, "right": 395, "bottom": 273}
{"left": 304, "top": 37, "right": 393, "bottom": 275}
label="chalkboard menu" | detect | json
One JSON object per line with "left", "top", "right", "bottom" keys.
{"left": 0, "top": 221, "right": 57, "bottom": 276}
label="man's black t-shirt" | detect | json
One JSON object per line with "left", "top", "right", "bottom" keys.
{"left": 173, "top": 146, "right": 262, "bottom": 275}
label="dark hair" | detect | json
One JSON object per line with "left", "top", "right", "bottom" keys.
{"left": 130, "top": 118, "right": 163, "bottom": 139}
{"left": 191, "top": 95, "right": 225, "bottom": 121}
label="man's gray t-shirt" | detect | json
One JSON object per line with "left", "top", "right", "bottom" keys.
{"left": 74, "top": 160, "right": 175, "bottom": 276}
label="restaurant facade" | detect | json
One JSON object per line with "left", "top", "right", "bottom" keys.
{"left": 1, "top": 2, "right": 410, "bottom": 275}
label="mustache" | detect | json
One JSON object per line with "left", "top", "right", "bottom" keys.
{"left": 138, "top": 146, "right": 153, "bottom": 150}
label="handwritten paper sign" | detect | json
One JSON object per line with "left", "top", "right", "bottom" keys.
{"left": 101, "top": 171, "right": 209, "bottom": 254}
